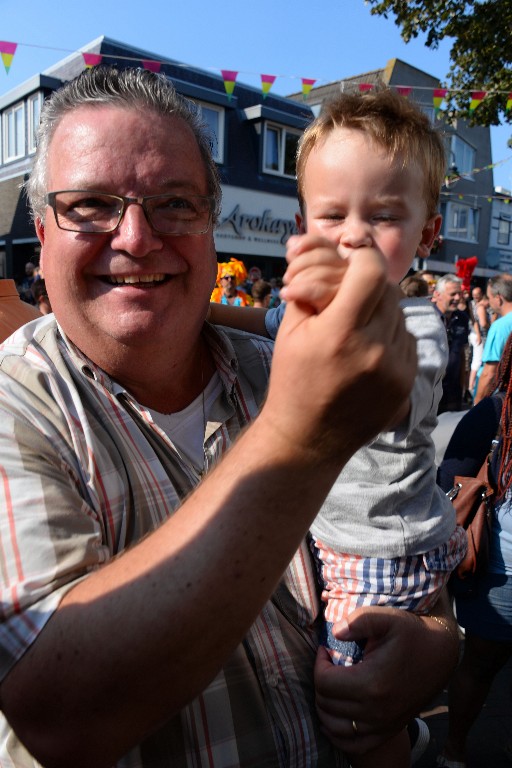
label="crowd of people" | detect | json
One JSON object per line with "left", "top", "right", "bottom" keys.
{"left": 1, "top": 65, "right": 511, "bottom": 768}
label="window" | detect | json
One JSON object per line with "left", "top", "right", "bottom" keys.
{"left": 3, "top": 102, "right": 25, "bottom": 161}
{"left": 196, "top": 101, "right": 224, "bottom": 164}
{"left": 28, "top": 93, "right": 41, "bottom": 154}
{"left": 263, "top": 123, "right": 300, "bottom": 177}
{"left": 445, "top": 201, "right": 479, "bottom": 242}
{"left": 451, "top": 135, "right": 476, "bottom": 179}
{"left": 420, "top": 105, "right": 436, "bottom": 124}
{"left": 498, "top": 217, "right": 511, "bottom": 246}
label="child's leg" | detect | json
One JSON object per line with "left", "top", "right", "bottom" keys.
{"left": 347, "top": 728, "right": 410, "bottom": 768}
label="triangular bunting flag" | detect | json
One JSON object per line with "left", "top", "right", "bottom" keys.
{"left": 0, "top": 41, "right": 17, "bottom": 74}
{"left": 396, "top": 86, "right": 412, "bottom": 98}
{"left": 506, "top": 93, "right": 512, "bottom": 114}
{"left": 261, "top": 74, "right": 276, "bottom": 99}
{"left": 358, "top": 83, "right": 374, "bottom": 93}
{"left": 301, "top": 78, "right": 316, "bottom": 100}
{"left": 433, "top": 88, "right": 448, "bottom": 116}
{"left": 470, "top": 91, "right": 486, "bottom": 113}
{"left": 221, "top": 70, "right": 238, "bottom": 101}
{"left": 142, "top": 60, "right": 162, "bottom": 73}
{"left": 82, "top": 53, "right": 103, "bottom": 69}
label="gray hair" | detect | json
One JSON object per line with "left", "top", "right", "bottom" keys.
{"left": 25, "top": 66, "right": 222, "bottom": 224}
{"left": 488, "top": 274, "right": 512, "bottom": 303}
{"left": 435, "top": 274, "right": 462, "bottom": 294}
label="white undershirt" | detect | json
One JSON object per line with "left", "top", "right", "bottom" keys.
{"left": 149, "top": 372, "right": 222, "bottom": 471}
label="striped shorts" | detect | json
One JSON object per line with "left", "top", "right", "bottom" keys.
{"left": 313, "top": 525, "right": 467, "bottom": 665}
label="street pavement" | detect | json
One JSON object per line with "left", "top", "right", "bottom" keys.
{"left": 415, "top": 641, "right": 512, "bottom": 768}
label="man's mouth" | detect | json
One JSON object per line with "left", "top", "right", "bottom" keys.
{"left": 104, "top": 274, "right": 168, "bottom": 285}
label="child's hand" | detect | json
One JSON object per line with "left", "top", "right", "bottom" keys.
{"left": 280, "top": 234, "right": 347, "bottom": 313}
{"left": 281, "top": 234, "right": 384, "bottom": 314}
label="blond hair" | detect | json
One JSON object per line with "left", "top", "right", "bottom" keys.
{"left": 296, "top": 88, "right": 446, "bottom": 219}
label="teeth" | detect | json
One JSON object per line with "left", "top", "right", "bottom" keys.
{"left": 109, "top": 274, "right": 166, "bottom": 285}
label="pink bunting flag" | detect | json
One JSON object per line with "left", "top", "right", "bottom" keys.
{"left": 433, "top": 88, "right": 448, "bottom": 115}
{"left": 261, "top": 74, "right": 276, "bottom": 99}
{"left": 396, "top": 86, "right": 412, "bottom": 98}
{"left": 221, "top": 70, "right": 238, "bottom": 101}
{"left": 358, "top": 83, "right": 374, "bottom": 93}
{"left": 506, "top": 93, "right": 512, "bottom": 114}
{"left": 470, "top": 91, "right": 486, "bottom": 113}
{"left": 82, "top": 53, "right": 103, "bottom": 69}
{"left": 301, "top": 78, "right": 316, "bottom": 100}
{"left": 142, "top": 60, "right": 162, "bottom": 73}
{"left": 0, "top": 41, "right": 17, "bottom": 74}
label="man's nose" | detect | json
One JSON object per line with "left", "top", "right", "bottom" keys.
{"left": 110, "top": 201, "right": 163, "bottom": 256}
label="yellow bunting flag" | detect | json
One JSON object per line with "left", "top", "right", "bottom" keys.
{"left": 260, "top": 74, "right": 276, "bottom": 99}
{"left": 433, "top": 88, "right": 447, "bottom": 115}
{"left": 221, "top": 70, "right": 238, "bottom": 101}
{"left": 507, "top": 93, "right": 512, "bottom": 114}
{"left": 82, "top": 53, "right": 102, "bottom": 69}
{"left": 301, "top": 78, "right": 316, "bottom": 100}
{"left": 142, "top": 60, "right": 161, "bottom": 73}
{"left": 470, "top": 91, "right": 486, "bottom": 113}
{"left": 0, "top": 41, "right": 17, "bottom": 74}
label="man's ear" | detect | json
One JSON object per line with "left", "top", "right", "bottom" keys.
{"left": 35, "top": 218, "right": 45, "bottom": 273}
{"left": 295, "top": 212, "right": 306, "bottom": 234}
{"left": 417, "top": 214, "right": 442, "bottom": 259}
{"left": 35, "top": 217, "right": 45, "bottom": 245}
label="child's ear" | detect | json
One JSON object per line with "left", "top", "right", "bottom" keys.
{"left": 417, "top": 214, "right": 442, "bottom": 258}
{"left": 295, "top": 212, "right": 306, "bottom": 234}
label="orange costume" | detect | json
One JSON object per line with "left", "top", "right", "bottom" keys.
{"left": 211, "top": 258, "right": 252, "bottom": 306}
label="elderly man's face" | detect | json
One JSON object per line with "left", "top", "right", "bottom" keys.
{"left": 37, "top": 105, "right": 217, "bottom": 363}
{"left": 434, "top": 282, "right": 461, "bottom": 315}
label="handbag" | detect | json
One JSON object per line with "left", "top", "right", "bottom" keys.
{"left": 447, "top": 444, "right": 497, "bottom": 579}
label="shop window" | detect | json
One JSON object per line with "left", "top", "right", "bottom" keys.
{"left": 28, "top": 93, "right": 41, "bottom": 154}
{"left": 263, "top": 123, "right": 300, "bottom": 178}
{"left": 498, "top": 217, "right": 511, "bottom": 246}
{"left": 196, "top": 101, "right": 224, "bottom": 164}
{"left": 445, "top": 201, "right": 479, "bottom": 242}
{"left": 3, "top": 102, "right": 25, "bottom": 162}
{"left": 451, "top": 135, "right": 476, "bottom": 179}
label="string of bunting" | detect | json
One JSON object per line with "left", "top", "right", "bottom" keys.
{"left": 2, "top": 39, "right": 512, "bottom": 109}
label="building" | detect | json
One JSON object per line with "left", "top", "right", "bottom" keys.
{"left": 288, "top": 58, "right": 496, "bottom": 279}
{"left": 0, "top": 36, "right": 313, "bottom": 283}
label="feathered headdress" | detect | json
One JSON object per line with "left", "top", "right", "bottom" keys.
{"left": 215, "top": 258, "right": 248, "bottom": 287}
{"left": 455, "top": 256, "right": 478, "bottom": 292}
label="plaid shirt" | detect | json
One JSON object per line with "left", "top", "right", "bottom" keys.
{"left": 0, "top": 316, "right": 345, "bottom": 767}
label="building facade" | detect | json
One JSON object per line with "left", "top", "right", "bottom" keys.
{"left": 288, "top": 58, "right": 496, "bottom": 279}
{"left": 0, "top": 36, "right": 313, "bottom": 283}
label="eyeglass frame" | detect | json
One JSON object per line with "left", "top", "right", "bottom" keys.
{"left": 45, "top": 190, "right": 215, "bottom": 236}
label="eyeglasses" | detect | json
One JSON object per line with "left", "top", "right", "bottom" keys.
{"left": 45, "top": 190, "right": 214, "bottom": 236}
{"left": 221, "top": 275, "right": 236, "bottom": 281}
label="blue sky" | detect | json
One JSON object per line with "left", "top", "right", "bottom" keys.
{"left": 2, "top": 0, "right": 511, "bottom": 189}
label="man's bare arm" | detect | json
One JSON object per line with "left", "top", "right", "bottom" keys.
{"left": 0, "top": 249, "right": 416, "bottom": 768}
{"left": 474, "top": 361, "right": 497, "bottom": 404}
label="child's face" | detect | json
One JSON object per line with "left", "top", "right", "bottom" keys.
{"left": 298, "top": 127, "right": 441, "bottom": 284}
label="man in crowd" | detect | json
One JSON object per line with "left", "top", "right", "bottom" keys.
{"left": 432, "top": 275, "right": 469, "bottom": 413}
{"left": 0, "top": 67, "right": 458, "bottom": 768}
{"left": 474, "top": 273, "right": 512, "bottom": 404}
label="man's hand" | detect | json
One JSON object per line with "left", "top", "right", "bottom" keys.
{"left": 262, "top": 240, "right": 417, "bottom": 464}
{"left": 314, "top": 592, "right": 459, "bottom": 755}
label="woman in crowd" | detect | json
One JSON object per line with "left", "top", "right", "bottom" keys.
{"left": 437, "top": 332, "right": 512, "bottom": 768}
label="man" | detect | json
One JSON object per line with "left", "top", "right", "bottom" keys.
{"left": 474, "top": 274, "right": 512, "bottom": 404}
{"left": 0, "top": 67, "right": 456, "bottom": 768}
{"left": 432, "top": 275, "right": 469, "bottom": 413}
{"left": 210, "top": 258, "right": 251, "bottom": 305}
{"left": 416, "top": 269, "right": 437, "bottom": 296}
